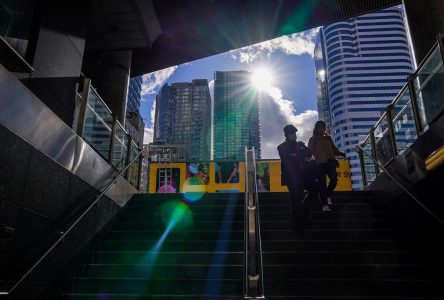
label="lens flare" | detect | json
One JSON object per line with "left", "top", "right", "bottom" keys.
{"left": 160, "top": 200, "right": 193, "bottom": 231}
{"left": 182, "top": 177, "right": 206, "bottom": 203}
{"left": 251, "top": 68, "right": 273, "bottom": 91}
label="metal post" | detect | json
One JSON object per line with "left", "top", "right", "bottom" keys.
{"left": 369, "top": 128, "right": 379, "bottom": 175}
{"left": 137, "top": 148, "right": 143, "bottom": 190}
{"left": 125, "top": 135, "right": 132, "bottom": 179}
{"left": 108, "top": 115, "right": 117, "bottom": 163}
{"left": 76, "top": 78, "right": 91, "bottom": 136}
{"left": 386, "top": 104, "right": 398, "bottom": 158}
{"left": 357, "top": 146, "right": 368, "bottom": 189}
{"left": 407, "top": 74, "right": 423, "bottom": 136}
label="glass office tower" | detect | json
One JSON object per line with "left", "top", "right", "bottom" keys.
{"left": 316, "top": 6, "right": 415, "bottom": 190}
{"left": 154, "top": 79, "right": 211, "bottom": 161}
{"left": 213, "top": 70, "right": 261, "bottom": 160}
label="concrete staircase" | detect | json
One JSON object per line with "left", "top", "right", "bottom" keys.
{"left": 259, "top": 191, "right": 444, "bottom": 299}
{"left": 62, "top": 193, "right": 245, "bottom": 299}
{"left": 62, "top": 191, "right": 444, "bottom": 299}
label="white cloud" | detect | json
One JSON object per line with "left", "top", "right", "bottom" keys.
{"left": 141, "top": 66, "right": 177, "bottom": 96}
{"left": 143, "top": 127, "right": 153, "bottom": 144}
{"left": 229, "top": 27, "right": 320, "bottom": 63}
{"left": 150, "top": 101, "right": 156, "bottom": 127}
{"left": 142, "top": 101, "right": 156, "bottom": 145}
{"left": 259, "top": 87, "right": 318, "bottom": 159}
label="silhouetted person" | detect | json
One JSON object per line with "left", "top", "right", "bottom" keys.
{"left": 308, "top": 120, "right": 346, "bottom": 211}
{"left": 277, "top": 125, "right": 319, "bottom": 230}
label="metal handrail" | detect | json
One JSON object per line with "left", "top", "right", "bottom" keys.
{"left": 359, "top": 40, "right": 442, "bottom": 150}
{"left": 85, "top": 103, "right": 114, "bottom": 132}
{"left": 243, "top": 147, "right": 265, "bottom": 299}
{"left": 89, "top": 85, "right": 114, "bottom": 116}
{"left": 356, "top": 144, "right": 444, "bottom": 226}
{"left": 1, "top": 148, "right": 146, "bottom": 296}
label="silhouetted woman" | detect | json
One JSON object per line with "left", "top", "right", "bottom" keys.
{"left": 308, "top": 120, "right": 346, "bottom": 212}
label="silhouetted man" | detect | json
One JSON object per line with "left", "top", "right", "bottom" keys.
{"left": 277, "top": 125, "right": 318, "bottom": 230}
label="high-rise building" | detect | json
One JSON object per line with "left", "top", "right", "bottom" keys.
{"left": 314, "top": 30, "right": 331, "bottom": 131}
{"left": 125, "top": 76, "right": 145, "bottom": 148}
{"left": 316, "top": 6, "right": 415, "bottom": 190}
{"left": 127, "top": 76, "right": 143, "bottom": 115}
{"left": 213, "top": 71, "right": 261, "bottom": 161}
{"left": 153, "top": 79, "right": 211, "bottom": 161}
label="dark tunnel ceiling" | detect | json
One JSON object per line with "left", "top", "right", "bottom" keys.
{"left": 85, "top": 0, "right": 402, "bottom": 76}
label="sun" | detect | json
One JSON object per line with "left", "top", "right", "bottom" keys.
{"left": 251, "top": 68, "right": 273, "bottom": 91}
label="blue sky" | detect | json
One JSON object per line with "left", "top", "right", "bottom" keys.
{"left": 140, "top": 28, "right": 320, "bottom": 158}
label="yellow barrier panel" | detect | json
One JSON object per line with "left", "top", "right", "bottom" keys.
{"left": 269, "top": 159, "right": 352, "bottom": 192}
{"left": 148, "top": 159, "right": 352, "bottom": 193}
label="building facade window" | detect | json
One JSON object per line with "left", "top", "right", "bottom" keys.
{"left": 315, "top": 6, "right": 414, "bottom": 190}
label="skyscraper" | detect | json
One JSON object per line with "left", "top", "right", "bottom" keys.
{"left": 213, "top": 71, "right": 261, "bottom": 160}
{"left": 314, "top": 30, "right": 331, "bottom": 130}
{"left": 153, "top": 79, "right": 211, "bottom": 161}
{"left": 126, "top": 76, "right": 145, "bottom": 148}
{"left": 127, "top": 76, "right": 143, "bottom": 116}
{"left": 316, "top": 6, "right": 415, "bottom": 190}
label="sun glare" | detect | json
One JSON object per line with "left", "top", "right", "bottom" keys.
{"left": 252, "top": 68, "right": 273, "bottom": 91}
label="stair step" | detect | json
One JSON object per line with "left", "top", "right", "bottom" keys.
{"left": 263, "top": 279, "right": 444, "bottom": 297}
{"left": 98, "top": 239, "right": 243, "bottom": 252}
{"left": 253, "top": 297, "right": 444, "bottom": 300}
{"left": 261, "top": 250, "right": 438, "bottom": 264}
{"left": 81, "top": 264, "right": 242, "bottom": 279}
{"left": 259, "top": 195, "right": 378, "bottom": 205}
{"left": 62, "top": 294, "right": 242, "bottom": 299}
{"left": 102, "top": 228, "right": 403, "bottom": 241}
{"left": 260, "top": 229, "right": 403, "bottom": 240}
{"left": 123, "top": 205, "right": 245, "bottom": 213}
{"left": 113, "top": 220, "right": 245, "bottom": 231}
{"left": 262, "top": 264, "right": 442, "bottom": 279}
{"left": 260, "top": 239, "right": 432, "bottom": 252}
{"left": 104, "top": 230, "right": 244, "bottom": 241}
{"left": 259, "top": 201, "right": 386, "bottom": 210}
{"left": 112, "top": 219, "right": 395, "bottom": 231}
{"left": 115, "top": 209, "right": 388, "bottom": 222}
{"left": 259, "top": 211, "right": 390, "bottom": 221}
{"left": 69, "top": 278, "right": 242, "bottom": 295}
{"left": 117, "top": 212, "right": 246, "bottom": 222}
{"left": 93, "top": 251, "right": 243, "bottom": 265}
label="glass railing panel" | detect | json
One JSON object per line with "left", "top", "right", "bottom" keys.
{"left": 82, "top": 88, "right": 113, "bottom": 160}
{"left": 412, "top": 45, "right": 444, "bottom": 129}
{"left": 361, "top": 137, "right": 376, "bottom": 184}
{"left": 392, "top": 92, "right": 418, "bottom": 155}
{"left": 374, "top": 114, "right": 394, "bottom": 166}
{"left": 391, "top": 85, "right": 410, "bottom": 116}
{"left": 112, "top": 123, "right": 128, "bottom": 171}
{"left": 128, "top": 141, "right": 140, "bottom": 187}
{"left": 87, "top": 87, "right": 113, "bottom": 122}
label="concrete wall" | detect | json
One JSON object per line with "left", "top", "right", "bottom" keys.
{"left": 0, "top": 56, "right": 137, "bottom": 298}
{"left": 20, "top": 0, "right": 90, "bottom": 126}
{"left": 0, "top": 124, "right": 122, "bottom": 297}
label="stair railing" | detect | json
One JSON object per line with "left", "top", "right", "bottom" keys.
{"left": 356, "top": 144, "right": 444, "bottom": 226}
{"left": 0, "top": 148, "right": 146, "bottom": 297}
{"left": 243, "top": 147, "right": 265, "bottom": 299}
{"left": 358, "top": 34, "right": 444, "bottom": 188}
